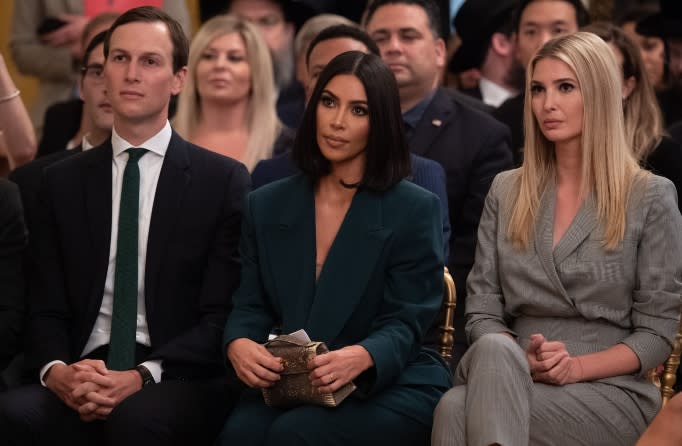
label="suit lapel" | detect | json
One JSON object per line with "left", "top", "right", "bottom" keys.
{"left": 305, "top": 190, "right": 391, "bottom": 342}
{"left": 262, "top": 176, "right": 317, "bottom": 332}
{"left": 409, "top": 88, "right": 453, "bottom": 157}
{"left": 85, "top": 143, "right": 113, "bottom": 272}
{"left": 534, "top": 181, "right": 599, "bottom": 303}
{"left": 533, "top": 181, "right": 571, "bottom": 302}
{"left": 144, "top": 132, "right": 191, "bottom": 314}
{"left": 552, "top": 193, "right": 598, "bottom": 265}
{"left": 84, "top": 143, "right": 113, "bottom": 315}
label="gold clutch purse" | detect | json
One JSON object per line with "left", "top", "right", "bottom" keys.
{"left": 262, "top": 334, "right": 356, "bottom": 408}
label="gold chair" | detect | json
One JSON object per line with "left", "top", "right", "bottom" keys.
{"left": 647, "top": 310, "right": 682, "bottom": 407}
{"left": 438, "top": 267, "right": 457, "bottom": 362}
{"left": 660, "top": 316, "right": 682, "bottom": 406}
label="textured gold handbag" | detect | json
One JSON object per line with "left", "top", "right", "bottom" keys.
{"left": 262, "top": 334, "right": 356, "bottom": 408}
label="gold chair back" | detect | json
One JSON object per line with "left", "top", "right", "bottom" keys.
{"left": 438, "top": 267, "right": 457, "bottom": 362}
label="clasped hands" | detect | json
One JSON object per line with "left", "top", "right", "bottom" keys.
{"left": 525, "top": 333, "right": 584, "bottom": 386}
{"left": 228, "top": 338, "right": 373, "bottom": 394}
{"left": 45, "top": 359, "right": 142, "bottom": 422}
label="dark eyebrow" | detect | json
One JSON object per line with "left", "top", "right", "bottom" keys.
{"left": 321, "top": 89, "right": 338, "bottom": 99}
{"left": 109, "top": 48, "right": 163, "bottom": 59}
{"left": 321, "top": 89, "right": 368, "bottom": 105}
{"left": 522, "top": 19, "right": 570, "bottom": 27}
{"left": 399, "top": 27, "right": 421, "bottom": 34}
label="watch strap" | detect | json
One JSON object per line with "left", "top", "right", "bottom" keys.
{"left": 135, "top": 364, "right": 155, "bottom": 387}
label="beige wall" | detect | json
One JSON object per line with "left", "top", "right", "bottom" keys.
{"left": 0, "top": 0, "right": 200, "bottom": 114}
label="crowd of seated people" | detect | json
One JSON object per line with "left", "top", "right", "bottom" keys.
{"left": 0, "top": 1, "right": 681, "bottom": 445}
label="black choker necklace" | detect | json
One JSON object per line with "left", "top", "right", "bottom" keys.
{"left": 339, "top": 179, "right": 361, "bottom": 189}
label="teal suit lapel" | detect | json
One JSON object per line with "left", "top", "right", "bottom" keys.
{"left": 306, "top": 189, "right": 392, "bottom": 342}
{"left": 261, "top": 177, "right": 317, "bottom": 331}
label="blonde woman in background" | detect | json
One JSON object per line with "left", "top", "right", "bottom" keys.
{"left": 173, "top": 15, "right": 283, "bottom": 172}
{"left": 583, "top": 21, "right": 682, "bottom": 211}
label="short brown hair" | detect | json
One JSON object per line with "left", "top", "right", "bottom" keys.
{"left": 103, "top": 6, "right": 188, "bottom": 73}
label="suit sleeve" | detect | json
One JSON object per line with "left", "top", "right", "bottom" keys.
{"left": 464, "top": 174, "right": 514, "bottom": 343}
{"left": 222, "top": 192, "right": 277, "bottom": 348}
{"left": 357, "top": 192, "right": 444, "bottom": 394}
{"left": 0, "top": 180, "right": 26, "bottom": 365}
{"left": 620, "top": 177, "right": 682, "bottom": 372}
{"left": 24, "top": 168, "right": 73, "bottom": 371}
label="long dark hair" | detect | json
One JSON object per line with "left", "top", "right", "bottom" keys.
{"left": 292, "top": 51, "right": 411, "bottom": 192}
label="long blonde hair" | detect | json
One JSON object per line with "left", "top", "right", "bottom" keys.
{"left": 581, "top": 22, "right": 664, "bottom": 163}
{"left": 173, "top": 15, "right": 281, "bottom": 171}
{"left": 508, "top": 32, "right": 644, "bottom": 250}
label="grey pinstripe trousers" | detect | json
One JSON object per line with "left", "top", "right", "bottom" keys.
{"left": 431, "top": 334, "right": 647, "bottom": 446}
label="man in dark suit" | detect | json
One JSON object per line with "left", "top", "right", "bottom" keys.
{"left": 364, "top": 0, "right": 513, "bottom": 365}
{"left": 0, "top": 179, "right": 26, "bottom": 392}
{"left": 493, "top": 0, "right": 589, "bottom": 165}
{"left": 0, "top": 7, "right": 249, "bottom": 445}
{"left": 449, "top": 0, "right": 520, "bottom": 109}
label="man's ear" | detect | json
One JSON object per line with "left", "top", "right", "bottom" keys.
{"left": 435, "top": 37, "right": 446, "bottom": 68}
{"left": 171, "top": 66, "right": 187, "bottom": 96}
{"left": 491, "top": 32, "right": 513, "bottom": 57}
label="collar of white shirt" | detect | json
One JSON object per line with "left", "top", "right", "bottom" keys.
{"left": 479, "top": 77, "right": 516, "bottom": 108}
{"left": 111, "top": 121, "right": 172, "bottom": 160}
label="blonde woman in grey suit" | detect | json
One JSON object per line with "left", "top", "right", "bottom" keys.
{"left": 431, "top": 32, "right": 682, "bottom": 446}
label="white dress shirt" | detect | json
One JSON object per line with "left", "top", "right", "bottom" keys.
{"left": 479, "top": 77, "right": 516, "bottom": 108}
{"left": 81, "top": 135, "right": 95, "bottom": 151}
{"left": 40, "top": 122, "right": 171, "bottom": 385}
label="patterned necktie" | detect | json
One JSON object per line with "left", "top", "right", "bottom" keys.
{"left": 107, "top": 148, "right": 148, "bottom": 370}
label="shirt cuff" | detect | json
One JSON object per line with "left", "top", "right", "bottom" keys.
{"left": 39, "top": 360, "right": 67, "bottom": 387}
{"left": 140, "top": 359, "right": 163, "bottom": 383}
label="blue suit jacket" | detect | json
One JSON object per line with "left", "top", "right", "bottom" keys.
{"left": 224, "top": 174, "right": 451, "bottom": 424}
{"left": 251, "top": 152, "right": 451, "bottom": 259}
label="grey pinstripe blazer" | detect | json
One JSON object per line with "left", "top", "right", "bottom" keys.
{"left": 465, "top": 169, "right": 682, "bottom": 422}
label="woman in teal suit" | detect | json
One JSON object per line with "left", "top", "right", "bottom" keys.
{"left": 219, "top": 51, "right": 451, "bottom": 445}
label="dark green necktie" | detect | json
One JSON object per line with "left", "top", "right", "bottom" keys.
{"left": 107, "top": 148, "right": 148, "bottom": 370}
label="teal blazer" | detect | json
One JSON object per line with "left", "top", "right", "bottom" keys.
{"left": 224, "top": 174, "right": 451, "bottom": 424}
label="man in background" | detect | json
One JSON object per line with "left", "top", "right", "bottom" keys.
{"left": 365, "top": 0, "right": 512, "bottom": 365}
{"left": 450, "top": 0, "right": 520, "bottom": 108}
{"left": 493, "top": 0, "right": 589, "bottom": 164}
